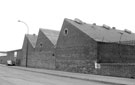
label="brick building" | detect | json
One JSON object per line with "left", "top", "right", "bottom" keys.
{"left": 55, "top": 18, "right": 135, "bottom": 78}
{"left": 20, "top": 34, "right": 37, "bottom": 67}
{"left": 28, "top": 29, "right": 59, "bottom": 69}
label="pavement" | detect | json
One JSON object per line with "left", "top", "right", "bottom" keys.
{"left": 2, "top": 64, "right": 135, "bottom": 85}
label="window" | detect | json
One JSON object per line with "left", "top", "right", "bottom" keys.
{"left": 40, "top": 42, "right": 43, "bottom": 47}
{"left": 65, "top": 29, "right": 68, "bottom": 34}
{"left": 64, "top": 28, "right": 68, "bottom": 36}
{"left": 39, "top": 42, "right": 43, "bottom": 52}
{"left": 52, "top": 53, "right": 55, "bottom": 56}
{"left": 14, "top": 51, "right": 17, "bottom": 57}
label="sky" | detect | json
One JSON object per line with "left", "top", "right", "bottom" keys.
{"left": 0, "top": 0, "right": 135, "bottom": 51}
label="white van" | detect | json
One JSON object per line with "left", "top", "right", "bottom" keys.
{"left": 7, "top": 60, "right": 15, "bottom": 66}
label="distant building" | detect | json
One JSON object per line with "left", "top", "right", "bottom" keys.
{"left": 55, "top": 18, "right": 135, "bottom": 77}
{"left": 20, "top": 34, "right": 37, "bottom": 67}
{"left": 28, "top": 29, "right": 59, "bottom": 69}
{"left": 0, "top": 52, "right": 7, "bottom": 64}
{"left": 6, "top": 49, "right": 22, "bottom": 65}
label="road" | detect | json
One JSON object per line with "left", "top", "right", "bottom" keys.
{"left": 0, "top": 65, "right": 131, "bottom": 85}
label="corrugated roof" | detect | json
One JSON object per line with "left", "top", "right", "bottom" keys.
{"left": 26, "top": 34, "right": 37, "bottom": 48}
{"left": 65, "top": 18, "right": 135, "bottom": 42}
{"left": 40, "top": 28, "right": 59, "bottom": 45}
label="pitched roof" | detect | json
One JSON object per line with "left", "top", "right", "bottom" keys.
{"left": 65, "top": 18, "right": 135, "bottom": 42}
{"left": 40, "top": 28, "right": 59, "bottom": 45}
{"left": 26, "top": 34, "right": 37, "bottom": 48}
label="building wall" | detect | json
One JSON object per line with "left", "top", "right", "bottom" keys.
{"left": 97, "top": 42, "right": 135, "bottom": 63}
{"left": 35, "top": 30, "right": 54, "bottom": 51}
{"left": 0, "top": 56, "right": 7, "bottom": 64}
{"left": 20, "top": 36, "right": 35, "bottom": 67}
{"left": 15, "top": 50, "right": 22, "bottom": 66}
{"left": 26, "top": 30, "right": 55, "bottom": 69}
{"left": 7, "top": 51, "right": 15, "bottom": 61}
{"left": 27, "top": 51, "right": 55, "bottom": 69}
{"left": 97, "top": 63, "right": 135, "bottom": 78}
{"left": 120, "top": 40, "right": 135, "bottom": 45}
{"left": 55, "top": 19, "right": 97, "bottom": 74}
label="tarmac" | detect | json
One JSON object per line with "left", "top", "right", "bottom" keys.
{"left": 3, "top": 64, "right": 134, "bottom": 85}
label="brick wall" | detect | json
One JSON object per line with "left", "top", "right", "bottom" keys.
{"left": 16, "top": 50, "right": 22, "bottom": 66}
{"left": 56, "top": 46, "right": 97, "bottom": 74}
{"left": 27, "top": 51, "right": 55, "bottom": 69}
{"left": 97, "top": 42, "right": 135, "bottom": 63}
{"left": 97, "top": 63, "right": 135, "bottom": 78}
{"left": 20, "top": 36, "right": 35, "bottom": 67}
{"left": 26, "top": 29, "right": 56, "bottom": 69}
{"left": 120, "top": 40, "right": 135, "bottom": 45}
{"left": 35, "top": 30, "right": 54, "bottom": 52}
{"left": 55, "top": 19, "right": 97, "bottom": 74}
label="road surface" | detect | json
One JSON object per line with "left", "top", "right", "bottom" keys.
{"left": 0, "top": 64, "right": 131, "bottom": 85}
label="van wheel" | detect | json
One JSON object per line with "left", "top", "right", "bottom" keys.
{"left": 130, "top": 76, "right": 134, "bottom": 79}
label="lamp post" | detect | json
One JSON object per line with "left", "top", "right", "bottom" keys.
{"left": 18, "top": 20, "right": 29, "bottom": 34}
{"left": 18, "top": 20, "right": 29, "bottom": 67}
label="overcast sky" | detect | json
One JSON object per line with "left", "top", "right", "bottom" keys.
{"left": 0, "top": 0, "right": 135, "bottom": 51}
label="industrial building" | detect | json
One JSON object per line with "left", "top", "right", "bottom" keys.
{"left": 1, "top": 18, "right": 135, "bottom": 78}
{"left": 27, "top": 29, "right": 59, "bottom": 69}
{"left": 55, "top": 18, "right": 135, "bottom": 78}
{"left": 20, "top": 34, "right": 37, "bottom": 67}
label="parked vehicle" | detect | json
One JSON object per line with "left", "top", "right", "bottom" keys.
{"left": 6, "top": 60, "right": 15, "bottom": 66}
